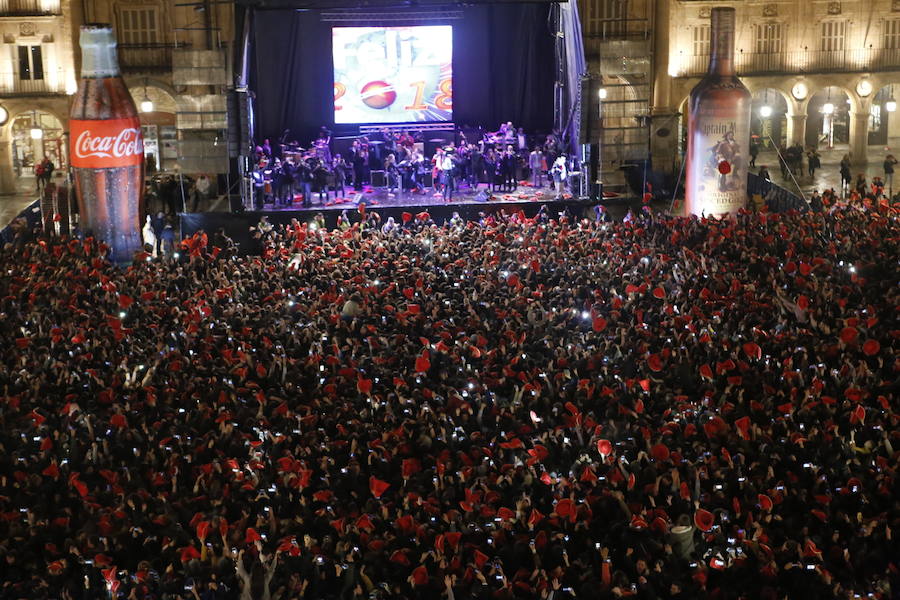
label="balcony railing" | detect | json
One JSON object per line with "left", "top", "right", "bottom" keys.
{"left": 677, "top": 47, "right": 900, "bottom": 77}
{"left": 0, "top": 70, "right": 65, "bottom": 95}
{"left": 118, "top": 43, "right": 181, "bottom": 72}
{"left": 0, "top": 0, "right": 60, "bottom": 16}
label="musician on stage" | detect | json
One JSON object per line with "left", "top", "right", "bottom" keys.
{"left": 312, "top": 156, "right": 330, "bottom": 204}
{"left": 439, "top": 147, "right": 455, "bottom": 202}
{"left": 550, "top": 154, "right": 568, "bottom": 199}
{"left": 296, "top": 157, "right": 314, "bottom": 207}
{"left": 529, "top": 146, "right": 545, "bottom": 188}
{"left": 384, "top": 153, "right": 401, "bottom": 195}
{"left": 351, "top": 140, "right": 368, "bottom": 191}
{"left": 431, "top": 147, "right": 445, "bottom": 194}
{"left": 273, "top": 158, "right": 293, "bottom": 207}
{"left": 332, "top": 154, "right": 349, "bottom": 199}
{"left": 469, "top": 144, "right": 484, "bottom": 187}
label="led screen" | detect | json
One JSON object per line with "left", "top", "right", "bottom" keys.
{"left": 332, "top": 26, "right": 452, "bottom": 124}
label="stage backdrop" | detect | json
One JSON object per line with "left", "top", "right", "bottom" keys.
{"left": 250, "top": 4, "right": 554, "bottom": 145}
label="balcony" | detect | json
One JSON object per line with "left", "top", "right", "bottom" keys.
{"left": 118, "top": 43, "right": 180, "bottom": 73}
{"left": 677, "top": 47, "right": 900, "bottom": 77}
{"left": 0, "top": 69, "right": 65, "bottom": 95}
{"left": 0, "top": 0, "right": 60, "bottom": 16}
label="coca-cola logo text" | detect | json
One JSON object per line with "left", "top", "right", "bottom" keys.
{"left": 69, "top": 118, "right": 144, "bottom": 169}
{"left": 75, "top": 127, "right": 142, "bottom": 160}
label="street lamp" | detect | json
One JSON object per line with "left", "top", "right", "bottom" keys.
{"left": 887, "top": 86, "right": 897, "bottom": 112}
{"left": 140, "top": 79, "right": 154, "bottom": 113}
{"left": 30, "top": 111, "right": 42, "bottom": 139}
{"left": 759, "top": 90, "right": 772, "bottom": 118}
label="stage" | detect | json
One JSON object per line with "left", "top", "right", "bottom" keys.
{"left": 182, "top": 183, "right": 637, "bottom": 252}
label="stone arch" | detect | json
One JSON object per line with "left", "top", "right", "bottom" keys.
{"left": 6, "top": 108, "right": 67, "bottom": 174}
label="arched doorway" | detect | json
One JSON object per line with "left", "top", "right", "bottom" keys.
{"left": 10, "top": 110, "right": 66, "bottom": 178}
{"left": 750, "top": 88, "right": 789, "bottom": 150}
{"left": 867, "top": 85, "right": 898, "bottom": 147}
{"left": 129, "top": 82, "right": 178, "bottom": 172}
{"left": 806, "top": 86, "right": 851, "bottom": 148}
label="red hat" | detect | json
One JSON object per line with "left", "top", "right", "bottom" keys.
{"left": 650, "top": 443, "right": 670, "bottom": 462}
{"left": 735, "top": 416, "right": 751, "bottom": 440}
{"left": 758, "top": 494, "right": 773, "bottom": 511}
{"left": 850, "top": 405, "right": 865, "bottom": 425}
{"left": 596, "top": 439, "right": 612, "bottom": 456}
{"left": 473, "top": 550, "right": 489, "bottom": 569}
{"left": 652, "top": 287, "right": 665, "bottom": 299}
{"left": 694, "top": 509, "right": 714, "bottom": 532}
{"left": 647, "top": 354, "right": 663, "bottom": 372}
{"left": 401, "top": 211, "right": 412, "bottom": 224}
{"left": 592, "top": 316, "right": 607, "bottom": 332}
{"left": 369, "top": 476, "right": 390, "bottom": 499}
{"left": 862, "top": 339, "right": 880, "bottom": 356}
{"left": 245, "top": 527, "right": 262, "bottom": 543}
{"left": 742, "top": 342, "right": 762, "bottom": 360}
{"left": 411, "top": 565, "right": 429, "bottom": 586}
{"left": 840, "top": 327, "right": 858, "bottom": 343}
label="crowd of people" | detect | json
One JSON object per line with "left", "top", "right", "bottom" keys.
{"left": 0, "top": 201, "right": 896, "bottom": 600}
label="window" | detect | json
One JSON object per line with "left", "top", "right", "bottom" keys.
{"left": 692, "top": 25, "right": 710, "bottom": 56}
{"left": 754, "top": 23, "right": 783, "bottom": 54}
{"left": 118, "top": 7, "right": 159, "bottom": 45}
{"left": 17, "top": 45, "right": 43, "bottom": 80}
{"left": 820, "top": 21, "right": 846, "bottom": 52}
{"left": 884, "top": 18, "right": 900, "bottom": 49}
{"left": 581, "top": 0, "right": 627, "bottom": 36}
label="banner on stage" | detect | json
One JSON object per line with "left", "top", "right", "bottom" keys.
{"left": 332, "top": 26, "right": 452, "bottom": 124}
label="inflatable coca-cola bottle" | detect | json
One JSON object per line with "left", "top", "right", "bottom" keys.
{"left": 70, "top": 24, "right": 145, "bottom": 264}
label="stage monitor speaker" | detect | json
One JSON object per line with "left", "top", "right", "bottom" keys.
{"left": 370, "top": 170, "right": 385, "bottom": 187}
{"left": 474, "top": 189, "right": 491, "bottom": 202}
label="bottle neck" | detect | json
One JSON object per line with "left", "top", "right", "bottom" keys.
{"left": 81, "top": 35, "right": 119, "bottom": 78}
{"left": 708, "top": 29, "right": 735, "bottom": 76}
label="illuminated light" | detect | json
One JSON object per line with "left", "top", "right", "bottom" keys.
{"left": 822, "top": 103, "right": 835, "bottom": 115}
{"left": 30, "top": 127, "right": 43, "bottom": 140}
{"left": 65, "top": 79, "right": 78, "bottom": 95}
{"left": 288, "top": 300, "right": 295, "bottom": 307}
{"left": 374, "top": 280, "right": 380, "bottom": 285}
{"left": 759, "top": 105, "right": 773, "bottom": 118}
{"left": 173, "top": 252, "right": 180, "bottom": 259}
{"left": 886, "top": 100, "right": 897, "bottom": 113}
{"left": 468, "top": 382, "right": 474, "bottom": 389}
{"left": 309, "top": 222, "right": 318, "bottom": 231}
{"left": 140, "top": 99, "right": 154, "bottom": 113}
{"left": 598, "top": 88, "right": 608, "bottom": 99}
{"left": 118, "top": 311, "right": 126, "bottom": 318}
{"left": 581, "top": 311, "right": 590, "bottom": 320}
{"left": 856, "top": 79, "right": 873, "bottom": 97}
{"left": 791, "top": 82, "right": 808, "bottom": 101}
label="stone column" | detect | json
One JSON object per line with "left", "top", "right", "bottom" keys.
{"left": 0, "top": 137, "right": 16, "bottom": 195}
{"left": 650, "top": 0, "right": 679, "bottom": 175}
{"left": 786, "top": 113, "right": 807, "bottom": 147}
{"left": 848, "top": 110, "right": 869, "bottom": 166}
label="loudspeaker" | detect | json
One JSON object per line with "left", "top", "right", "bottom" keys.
{"left": 578, "top": 74, "right": 599, "bottom": 143}
{"left": 370, "top": 170, "right": 385, "bottom": 187}
{"left": 474, "top": 189, "right": 491, "bottom": 202}
{"left": 227, "top": 90, "right": 253, "bottom": 158}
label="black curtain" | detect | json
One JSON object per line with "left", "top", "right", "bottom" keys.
{"left": 250, "top": 4, "right": 554, "bottom": 146}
